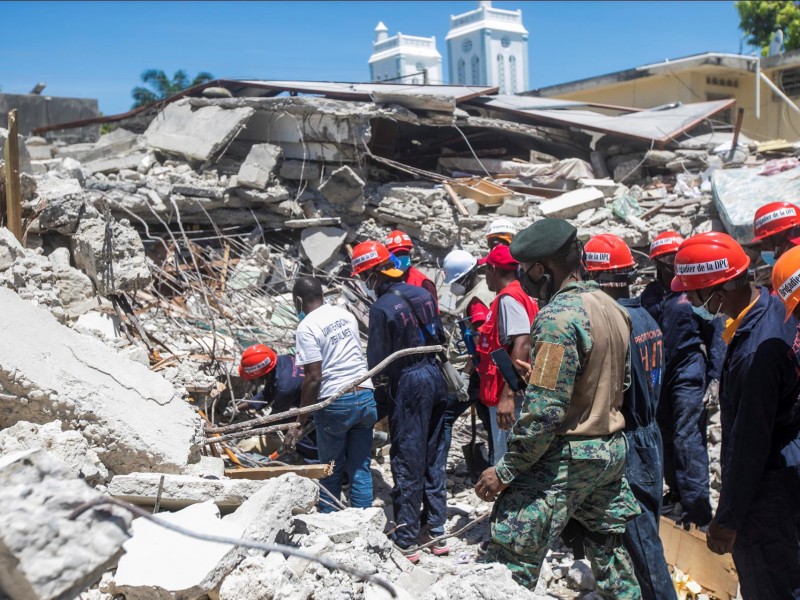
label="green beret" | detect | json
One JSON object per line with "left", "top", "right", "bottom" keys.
{"left": 510, "top": 218, "right": 577, "bottom": 263}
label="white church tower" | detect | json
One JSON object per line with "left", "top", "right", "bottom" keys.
{"left": 445, "top": 1, "right": 529, "bottom": 93}
{"left": 368, "top": 22, "right": 443, "bottom": 85}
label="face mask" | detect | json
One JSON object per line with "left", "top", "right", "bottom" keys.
{"left": 396, "top": 255, "right": 411, "bottom": 271}
{"left": 520, "top": 265, "right": 554, "bottom": 306}
{"left": 297, "top": 310, "right": 306, "bottom": 321}
{"left": 761, "top": 250, "right": 776, "bottom": 266}
{"left": 365, "top": 289, "right": 377, "bottom": 301}
{"left": 450, "top": 282, "right": 467, "bottom": 296}
{"left": 699, "top": 289, "right": 724, "bottom": 318}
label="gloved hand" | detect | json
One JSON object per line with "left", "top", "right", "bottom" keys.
{"left": 456, "top": 371, "right": 471, "bottom": 402}
{"left": 704, "top": 378, "right": 720, "bottom": 408}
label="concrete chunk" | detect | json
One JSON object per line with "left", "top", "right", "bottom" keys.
{"left": 293, "top": 507, "right": 387, "bottom": 544}
{"left": 109, "top": 472, "right": 267, "bottom": 511}
{"left": 495, "top": 197, "right": 527, "bottom": 217}
{"left": 85, "top": 152, "right": 148, "bottom": 175}
{"left": 237, "top": 143, "right": 282, "bottom": 190}
{"left": 280, "top": 160, "right": 322, "bottom": 181}
{"left": 0, "top": 287, "right": 202, "bottom": 475}
{"left": 0, "top": 227, "right": 25, "bottom": 271}
{"left": 0, "top": 449, "right": 131, "bottom": 600}
{"left": 319, "top": 165, "right": 365, "bottom": 206}
{"left": 300, "top": 226, "right": 347, "bottom": 269}
{"left": 539, "top": 187, "right": 605, "bottom": 219}
{"left": 143, "top": 101, "right": 254, "bottom": 164}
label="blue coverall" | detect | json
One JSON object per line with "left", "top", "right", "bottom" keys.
{"left": 716, "top": 288, "right": 800, "bottom": 599}
{"left": 366, "top": 281, "right": 448, "bottom": 550}
{"left": 618, "top": 297, "right": 675, "bottom": 600}
{"left": 641, "top": 281, "right": 725, "bottom": 526}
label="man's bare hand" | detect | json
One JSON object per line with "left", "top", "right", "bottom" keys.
{"left": 283, "top": 423, "right": 304, "bottom": 451}
{"left": 707, "top": 517, "right": 736, "bottom": 555}
{"left": 515, "top": 359, "right": 532, "bottom": 381}
{"left": 496, "top": 386, "right": 517, "bottom": 431}
{"left": 474, "top": 466, "right": 509, "bottom": 502}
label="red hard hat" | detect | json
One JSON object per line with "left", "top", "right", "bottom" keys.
{"left": 238, "top": 344, "right": 277, "bottom": 380}
{"left": 649, "top": 230, "right": 685, "bottom": 260}
{"left": 385, "top": 230, "right": 414, "bottom": 253}
{"left": 751, "top": 201, "right": 800, "bottom": 242}
{"left": 671, "top": 232, "right": 750, "bottom": 292}
{"left": 584, "top": 234, "right": 635, "bottom": 272}
{"left": 351, "top": 240, "right": 403, "bottom": 276}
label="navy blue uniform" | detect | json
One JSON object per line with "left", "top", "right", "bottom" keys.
{"left": 618, "top": 297, "right": 674, "bottom": 600}
{"left": 717, "top": 288, "right": 800, "bottom": 598}
{"left": 641, "top": 281, "right": 725, "bottom": 526}
{"left": 367, "top": 281, "right": 447, "bottom": 549}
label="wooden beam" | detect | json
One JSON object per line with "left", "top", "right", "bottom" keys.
{"left": 225, "top": 462, "right": 335, "bottom": 481}
{"left": 4, "top": 109, "right": 22, "bottom": 242}
{"left": 443, "top": 182, "right": 470, "bottom": 217}
{"left": 659, "top": 516, "right": 739, "bottom": 599}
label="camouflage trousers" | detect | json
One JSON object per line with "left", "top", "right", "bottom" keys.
{"left": 485, "top": 432, "right": 642, "bottom": 598}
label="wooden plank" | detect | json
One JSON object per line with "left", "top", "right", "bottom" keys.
{"left": 4, "top": 109, "right": 22, "bottom": 242}
{"left": 225, "top": 462, "right": 335, "bottom": 481}
{"left": 443, "top": 182, "right": 470, "bottom": 217}
{"left": 659, "top": 516, "right": 739, "bottom": 599}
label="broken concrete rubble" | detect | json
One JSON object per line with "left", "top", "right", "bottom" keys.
{"left": 0, "top": 448, "right": 130, "bottom": 600}
{"left": 237, "top": 143, "right": 282, "bottom": 190}
{"left": 539, "top": 187, "right": 605, "bottom": 219}
{"left": 300, "top": 226, "right": 347, "bottom": 269}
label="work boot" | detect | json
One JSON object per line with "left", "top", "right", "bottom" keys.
{"left": 401, "top": 547, "right": 422, "bottom": 564}
{"left": 431, "top": 539, "right": 450, "bottom": 556}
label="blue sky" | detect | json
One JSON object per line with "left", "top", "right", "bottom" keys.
{"left": 1, "top": 1, "right": 745, "bottom": 115}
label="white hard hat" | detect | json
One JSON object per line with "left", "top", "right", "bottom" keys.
{"left": 486, "top": 219, "right": 516, "bottom": 238}
{"left": 443, "top": 249, "right": 478, "bottom": 284}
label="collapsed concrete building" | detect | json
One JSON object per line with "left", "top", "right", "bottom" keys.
{"left": 0, "top": 79, "right": 771, "bottom": 598}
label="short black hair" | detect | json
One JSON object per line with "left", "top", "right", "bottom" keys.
{"left": 292, "top": 276, "right": 323, "bottom": 302}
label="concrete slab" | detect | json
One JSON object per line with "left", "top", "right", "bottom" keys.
{"left": 539, "top": 187, "right": 605, "bottom": 219}
{"left": 144, "top": 100, "right": 254, "bottom": 164}
{"left": 85, "top": 152, "right": 148, "bottom": 175}
{"left": 300, "top": 226, "right": 347, "bottom": 269}
{"left": 319, "top": 165, "right": 365, "bottom": 206}
{"left": 0, "top": 449, "right": 130, "bottom": 600}
{"left": 237, "top": 143, "right": 282, "bottom": 190}
{"left": 0, "top": 286, "right": 202, "bottom": 475}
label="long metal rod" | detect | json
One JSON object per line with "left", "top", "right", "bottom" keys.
{"left": 760, "top": 71, "right": 800, "bottom": 116}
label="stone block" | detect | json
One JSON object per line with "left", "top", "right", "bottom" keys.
{"left": 460, "top": 197, "right": 480, "bottom": 215}
{"left": 143, "top": 100, "right": 255, "bottom": 164}
{"left": 577, "top": 178, "right": 620, "bottom": 198}
{"left": 292, "top": 507, "right": 387, "bottom": 544}
{"left": 0, "top": 287, "right": 202, "bottom": 475}
{"left": 495, "top": 197, "right": 526, "bottom": 217}
{"left": 300, "top": 226, "right": 347, "bottom": 269}
{"left": 319, "top": 165, "right": 365, "bottom": 206}
{"left": 0, "top": 227, "right": 24, "bottom": 271}
{"left": 85, "top": 152, "right": 148, "bottom": 175}
{"left": 0, "top": 449, "right": 131, "bottom": 600}
{"left": 108, "top": 472, "right": 267, "bottom": 511}
{"left": 237, "top": 143, "right": 282, "bottom": 190}
{"left": 539, "top": 187, "right": 605, "bottom": 219}
{"left": 280, "top": 160, "right": 322, "bottom": 181}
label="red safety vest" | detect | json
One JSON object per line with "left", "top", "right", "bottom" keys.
{"left": 476, "top": 281, "right": 538, "bottom": 407}
{"left": 406, "top": 266, "right": 439, "bottom": 311}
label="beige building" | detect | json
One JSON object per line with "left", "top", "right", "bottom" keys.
{"left": 528, "top": 50, "right": 800, "bottom": 142}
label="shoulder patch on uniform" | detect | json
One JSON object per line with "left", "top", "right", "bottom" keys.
{"left": 530, "top": 341, "right": 565, "bottom": 391}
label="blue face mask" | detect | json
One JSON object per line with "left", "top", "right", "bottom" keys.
{"left": 761, "top": 250, "right": 776, "bottom": 266}
{"left": 297, "top": 310, "right": 306, "bottom": 321}
{"left": 396, "top": 254, "right": 411, "bottom": 271}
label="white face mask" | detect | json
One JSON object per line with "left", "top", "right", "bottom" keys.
{"left": 699, "top": 289, "right": 724, "bottom": 318}
{"left": 450, "top": 282, "right": 467, "bottom": 296}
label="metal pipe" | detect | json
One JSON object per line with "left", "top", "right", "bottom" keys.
{"left": 756, "top": 57, "right": 761, "bottom": 120}
{"left": 760, "top": 71, "right": 800, "bottom": 116}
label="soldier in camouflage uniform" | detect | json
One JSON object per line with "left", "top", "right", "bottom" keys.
{"left": 474, "top": 218, "right": 642, "bottom": 597}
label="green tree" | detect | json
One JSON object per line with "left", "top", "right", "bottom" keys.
{"left": 130, "top": 69, "right": 214, "bottom": 108}
{"left": 736, "top": 0, "right": 800, "bottom": 56}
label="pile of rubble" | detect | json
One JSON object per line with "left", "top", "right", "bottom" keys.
{"left": 0, "top": 82, "right": 784, "bottom": 598}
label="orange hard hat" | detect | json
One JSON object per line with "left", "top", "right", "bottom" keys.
{"left": 752, "top": 201, "right": 800, "bottom": 242}
{"left": 351, "top": 240, "right": 404, "bottom": 277}
{"left": 584, "top": 234, "right": 635, "bottom": 272}
{"left": 238, "top": 344, "right": 277, "bottom": 380}
{"left": 649, "top": 230, "right": 685, "bottom": 260}
{"left": 671, "top": 232, "right": 750, "bottom": 293}
{"left": 385, "top": 230, "right": 414, "bottom": 253}
{"left": 772, "top": 245, "right": 800, "bottom": 321}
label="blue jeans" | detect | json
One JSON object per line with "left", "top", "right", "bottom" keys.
{"left": 314, "top": 389, "right": 377, "bottom": 513}
{"left": 487, "top": 392, "right": 524, "bottom": 464}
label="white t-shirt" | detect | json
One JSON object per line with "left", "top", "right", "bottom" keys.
{"left": 295, "top": 304, "right": 373, "bottom": 399}
{"left": 498, "top": 295, "right": 531, "bottom": 347}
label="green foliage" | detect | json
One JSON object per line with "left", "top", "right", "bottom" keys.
{"left": 130, "top": 69, "right": 214, "bottom": 108}
{"left": 736, "top": 0, "right": 800, "bottom": 56}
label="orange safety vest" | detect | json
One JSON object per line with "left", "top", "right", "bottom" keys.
{"left": 476, "top": 281, "right": 538, "bottom": 406}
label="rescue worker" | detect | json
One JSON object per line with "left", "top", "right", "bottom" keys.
{"left": 352, "top": 240, "right": 449, "bottom": 562}
{"left": 673, "top": 233, "right": 800, "bottom": 598}
{"left": 485, "top": 219, "right": 517, "bottom": 249}
{"left": 641, "top": 230, "right": 725, "bottom": 527}
{"left": 476, "top": 244, "right": 538, "bottom": 463}
{"left": 475, "top": 218, "right": 641, "bottom": 596}
{"left": 286, "top": 277, "right": 376, "bottom": 512}
{"left": 751, "top": 201, "right": 800, "bottom": 265}
{"left": 236, "top": 344, "right": 317, "bottom": 462}
{"left": 384, "top": 229, "right": 438, "bottom": 306}
{"left": 584, "top": 234, "right": 673, "bottom": 600}
{"left": 442, "top": 249, "right": 494, "bottom": 460}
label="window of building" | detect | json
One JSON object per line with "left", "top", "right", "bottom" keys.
{"left": 457, "top": 58, "right": 466, "bottom": 84}
{"left": 509, "top": 56, "right": 518, "bottom": 93}
{"left": 780, "top": 67, "right": 800, "bottom": 97}
{"left": 471, "top": 55, "right": 480, "bottom": 85}
{"left": 497, "top": 54, "right": 506, "bottom": 93}
{"left": 462, "top": 39, "right": 473, "bottom": 53}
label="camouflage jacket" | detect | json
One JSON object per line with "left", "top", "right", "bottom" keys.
{"left": 496, "top": 280, "right": 632, "bottom": 484}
